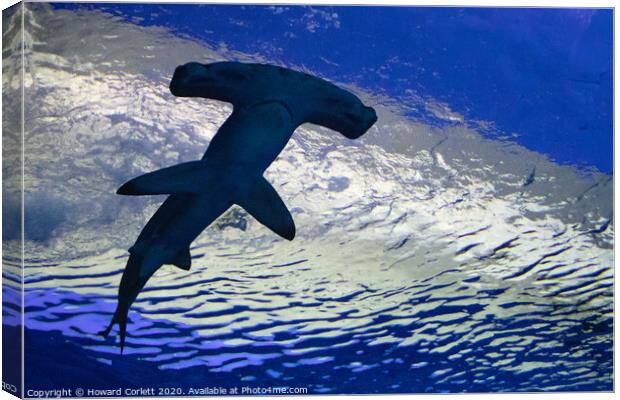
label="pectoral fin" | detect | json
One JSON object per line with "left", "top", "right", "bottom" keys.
{"left": 117, "top": 161, "right": 208, "bottom": 196}
{"left": 235, "top": 177, "right": 295, "bottom": 241}
{"left": 170, "top": 248, "right": 192, "bottom": 271}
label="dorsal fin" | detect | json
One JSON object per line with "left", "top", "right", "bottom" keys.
{"left": 170, "top": 248, "right": 192, "bottom": 271}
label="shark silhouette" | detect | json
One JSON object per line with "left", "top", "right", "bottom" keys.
{"left": 102, "top": 61, "right": 377, "bottom": 351}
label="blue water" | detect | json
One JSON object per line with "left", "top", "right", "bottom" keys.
{"left": 2, "top": 3, "right": 614, "bottom": 395}
{"left": 52, "top": 3, "right": 614, "bottom": 173}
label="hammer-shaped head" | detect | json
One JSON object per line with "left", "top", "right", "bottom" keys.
{"left": 169, "top": 61, "right": 377, "bottom": 139}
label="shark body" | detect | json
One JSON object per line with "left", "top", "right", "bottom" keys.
{"left": 103, "top": 61, "right": 377, "bottom": 350}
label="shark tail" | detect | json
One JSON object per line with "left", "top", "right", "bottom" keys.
{"left": 117, "top": 163, "right": 296, "bottom": 241}
{"left": 100, "top": 300, "right": 130, "bottom": 353}
{"left": 101, "top": 254, "right": 142, "bottom": 354}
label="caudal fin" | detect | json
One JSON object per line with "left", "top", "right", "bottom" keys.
{"left": 100, "top": 300, "right": 130, "bottom": 353}
{"left": 101, "top": 255, "right": 139, "bottom": 354}
{"left": 100, "top": 303, "right": 129, "bottom": 354}
{"left": 235, "top": 176, "right": 295, "bottom": 241}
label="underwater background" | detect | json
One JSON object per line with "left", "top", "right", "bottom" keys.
{"left": 2, "top": 2, "right": 613, "bottom": 394}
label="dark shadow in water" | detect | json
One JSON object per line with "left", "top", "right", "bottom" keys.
{"left": 104, "top": 62, "right": 377, "bottom": 351}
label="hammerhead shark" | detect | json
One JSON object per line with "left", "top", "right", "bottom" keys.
{"left": 102, "top": 61, "right": 377, "bottom": 351}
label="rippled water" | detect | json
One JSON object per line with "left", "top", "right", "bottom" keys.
{"left": 3, "top": 4, "right": 613, "bottom": 394}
